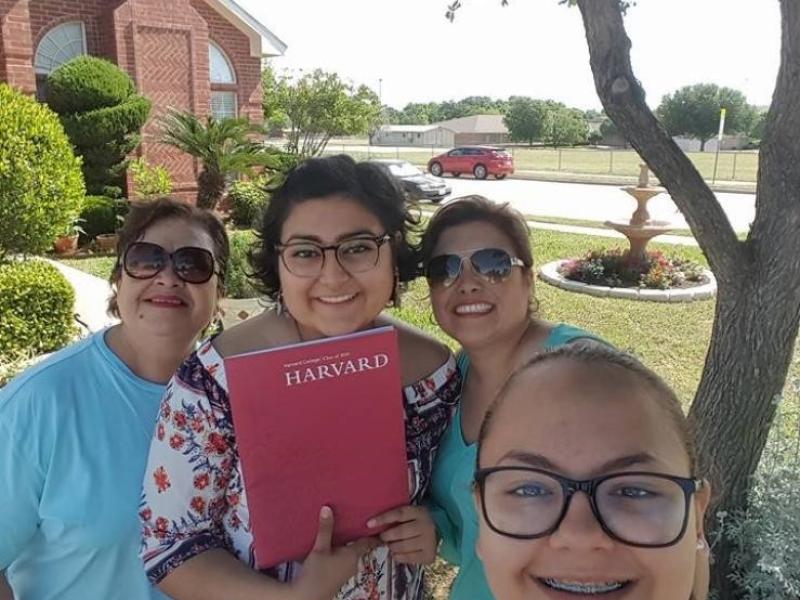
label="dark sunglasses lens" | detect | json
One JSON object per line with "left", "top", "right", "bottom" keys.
{"left": 124, "top": 243, "right": 165, "bottom": 279}
{"left": 172, "top": 247, "right": 215, "bottom": 283}
{"left": 472, "top": 248, "right": 513, "bottom": 281}
{"left": 427, "top": 254, "right": 462, "bottom": 284}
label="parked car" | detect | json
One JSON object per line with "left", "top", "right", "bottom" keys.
{"left": 369, "top": 159, "right": 451, "bottom": 202}
{"left": 427, "top": 146, "right": 514, "bottom": 180}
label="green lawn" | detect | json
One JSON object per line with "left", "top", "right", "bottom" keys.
{"left": 325, "top": 144, "right": 759, "bottom": 183}
{"left": 60, "top": 255, "right": 116, "bottom": 280}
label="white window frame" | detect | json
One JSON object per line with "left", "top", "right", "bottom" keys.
{"left": 209, "top": 41, "right": 236, "bottom": 84}
{"left": 34, "top": 21, "right": 87, "bottom": 76}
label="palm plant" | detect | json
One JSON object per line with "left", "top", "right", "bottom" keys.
{"left": 160, "top": 110, "right": 280, "bottom": 210}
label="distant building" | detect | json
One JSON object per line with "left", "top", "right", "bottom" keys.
{"left": 672, "top": 134, "right": 750, "bottom": 152}
{"left": 372, "top": 114, "right": 510, "bottom": 147}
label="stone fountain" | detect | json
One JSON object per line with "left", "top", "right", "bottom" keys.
{"left": 604, "top": 164, "right": 673, "bottom": 262}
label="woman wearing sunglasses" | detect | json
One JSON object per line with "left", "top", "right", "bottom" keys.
{"left": 474, "top": 344, "right": 711, "bottom": 600}
{"left": 418, "top": 195, "right": 605, "bottom": 599}
{"left": 138, "top": 155, "right": 459, "bottom": 600}
{"left": 0, "top": 198, "right": 228, "bottom": 600}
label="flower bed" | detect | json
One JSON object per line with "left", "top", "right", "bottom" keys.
{"left": 558, "top": 248, "right": 708, "bottom": 290}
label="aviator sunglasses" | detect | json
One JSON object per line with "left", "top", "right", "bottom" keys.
{"left": 123, "top": 241, "right": 219, "bottom": 284}
{"left": 425, "top": 247, "right": 525, "bottom": 287}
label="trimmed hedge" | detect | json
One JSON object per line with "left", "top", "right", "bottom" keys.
{"left": 0, "top": 260, "right": 76, "bottom": 361}
{"left": 80, "top": 196, "right": 126, "bottom": 241}
{"left": 60, "top": 96, "right": 151, "bottom": 148}
{"left": 229, "top": 179, "right": 268, "bottom": 229}
{"left": 46, "top": 56, "right": 135, "bottom": 114}
{"left": 0, "top": 83, "right": 85, "bottom": 257}
{"left": 226, "top": 230, "right": 259, "bottom": 299}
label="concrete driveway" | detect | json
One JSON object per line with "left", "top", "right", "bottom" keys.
{"left": 435, "top": 178, "right": 756, "bottom": 233}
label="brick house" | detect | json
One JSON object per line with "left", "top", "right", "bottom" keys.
{"left": 0, "top": 0, "right": 285, "bottom": 200}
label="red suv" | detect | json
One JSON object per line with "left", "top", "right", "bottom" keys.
{"left": 428, "top": 146, "right": 514, "bottom": 180}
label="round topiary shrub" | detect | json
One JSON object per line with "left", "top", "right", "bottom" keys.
{"left": 46, "top": 56, "right": 135, "bottom": 115}
{"left": 79, "top": 195, "right": 124, "bottom": 241}
{"left": 46, "top": 56, "right": 151, "bottom": 195}
{"left": 0, "top": 260, "right": 76, "bottom": 361}
{"left": 229, "top": 179, "right": 268, "bottom": 229}
{"left": 0, "top": 83, "right": 85, "bottom": 258}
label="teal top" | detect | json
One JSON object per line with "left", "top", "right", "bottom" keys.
{"left": 0, "top": 331, "right": 168, "bottom": 600}
{"left": 428, "top": 324, "right": 602, "bottom": 600}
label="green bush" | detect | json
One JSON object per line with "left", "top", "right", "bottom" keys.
{"left": 46, "top": 56, "right": 135, "bottom": 114}
{"left": 0, "top": 260, "right": 76, "bottom": 361}
{"left": 229, "top": 178, "right": 268, "bottom": 228}
{"left": 226, "top": 230, "right": 259, "bottom": 299}
{"left": 130, "top": 158, "right": 172, "bottom": 200}
{"left": 46, "top": 56, "right": 151, "bottom": 195}
{"left": 79, "top": 196, "right": 125, "bottom": 241}
{"left": 0, "top": 84, "right": 85, "bottom": 259}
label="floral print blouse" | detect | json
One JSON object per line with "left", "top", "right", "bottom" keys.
{"left": 139, "top": 338, "right": 460, "bottom": 600}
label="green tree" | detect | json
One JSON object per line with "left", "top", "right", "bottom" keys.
{"left": 160, "top": 110, "right": 279, "bottom": 210}
{"left": 657, "top": 83, "right": 757, "bottom": 151}
{"left": 263, "top": 68, "right": 381, "bottom": 156}
{"left": 503, "top": 97, "right": 550, "bottom": 145}
{"left": 0, "top": 83, "right": 84, "bottom": 260}
{"left": 450, "top": 1, "right": 800, "bottom": 597}
{"left": 46, "top": 56, "right": 150, "bottom": 196}
{"left": 544, "top": 106, "right": 589, "bottom": 146}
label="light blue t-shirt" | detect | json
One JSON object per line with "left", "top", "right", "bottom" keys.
{"left": 0, "top": 330, "right": 168, "bottom": 600}
{"left": 428, "top": 324, "right": 603, "bottom": 600}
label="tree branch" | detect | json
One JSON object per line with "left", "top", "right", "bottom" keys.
{"left": 575, "top": 0, "right": 743, "bottom": 280}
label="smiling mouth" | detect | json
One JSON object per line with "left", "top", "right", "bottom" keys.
{"left": 316, "top": 293, "right": 357, "bottom": 305}
{"left": 145, "top": 297, "right": 187, "bottom": 307}
{"left": 539, "top": 578, "right": 631, "bottom": 595}
{"left": 454, "top": 302, "right": 493, "bottom": 315}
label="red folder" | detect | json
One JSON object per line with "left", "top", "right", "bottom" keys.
{"left": 225, "top": 326, "right": 409, "bottom": 568}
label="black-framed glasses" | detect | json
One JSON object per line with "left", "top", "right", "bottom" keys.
{"left": 425, "top": 248, "right": 525, "bottom": 288}
{"left": 276, "top": 233, "right": 392, "bottom": 278}
{"left": 123, "top": 241, "right": 219, "bottom": 284}
{"left": 474, "top": 467, "right": 703, "bottom": 548}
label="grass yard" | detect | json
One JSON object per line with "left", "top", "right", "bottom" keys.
{"left": 325, "top": 144, "right": 759, "bottom": 183}
{"left": 60, "top": 254, "right": 115, "bottom": 280}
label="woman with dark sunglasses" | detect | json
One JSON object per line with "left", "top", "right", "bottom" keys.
{"left": 418, "top": 195, "right": 606, "bottom": 600}
{"left": 473, "top": 345, "right": 711, "bottom": 600}
{"left": 138, "top": 155, "right": 459, "bottom": 600}
{"left": 0, "top": 198, "right": 228, "bottom": 600}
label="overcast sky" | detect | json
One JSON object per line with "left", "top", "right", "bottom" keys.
{"left": 239, "top": 0, "right": 781, "bottom": 111}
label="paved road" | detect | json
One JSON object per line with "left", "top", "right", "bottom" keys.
{"left": 434, "top": 177, "right": 755, "bottom": 233}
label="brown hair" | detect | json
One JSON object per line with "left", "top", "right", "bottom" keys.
{"left": 419, "top": 195, "right": 533, "bottom": 272}
{"left": 107, "top": 197, "right": 230, "bottom": 318}
{"left": 477, "top": 344, "right": 700, "bottom": 475}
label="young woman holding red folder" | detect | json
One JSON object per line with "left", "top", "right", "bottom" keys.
{"left": 139, "top": 155, "right": 460, "bottom": 600}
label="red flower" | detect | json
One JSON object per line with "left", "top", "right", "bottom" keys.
{"left": 139, "top": 507, "right": 152, "bottom": 522}
{"left": 173, "top": 412, "right": 188, "bottom": 428}
{"left": 191, "top": 496, "right": 206, "bottom": 514}
{"left": 228, "top": 493, "right": 240, "bottom": 506}
{"left": 205, "top": 432, "right": 228, "bottom": 455}
{"left": 157, "top": 423, "right": 165, "bottom": 441}
{"left": 154, "top": 516, "right": 169, "bottom": 539}
{"left": 169, "top": 434, "right": 185, "bottom": 450}
{"left": 160, "top": 401, "right": 171, "bottom": 419}
{"left": 191, "top": 416, "right": 205, "bottom": 433}
{"left": 153, "top": 466, "right": 171, "bottom": 493}
{"left": 193, "top": 472, "right": 210, "bottom": 490}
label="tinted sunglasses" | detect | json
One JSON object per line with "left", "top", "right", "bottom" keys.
{"left": 425, "top": 247, "right": 525, "bottom": 287}
{"left": 123, "top": 241, "right": 218, "bottom": 284}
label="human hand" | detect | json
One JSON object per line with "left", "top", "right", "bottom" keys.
{"left": 367, "top": 505, "right": 437, "bottom": 565}
{"left": 293, "top": 506, "right": 379, "bottom": 600}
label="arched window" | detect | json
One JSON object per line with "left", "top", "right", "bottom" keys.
{"left": 209, "top": 41, "right": 236, "bottom": 84}
{"left": 34, "top": 22, "right": 87, "bottom": 100}
{"left": 209, "top": 41, "right": 237, "bottom": 119}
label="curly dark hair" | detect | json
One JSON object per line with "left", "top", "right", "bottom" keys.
{"left": 108, "top": 197, "right": 229, "bottom": 318}
{"left": 250, "top": 154, "right": 420, "bottom": 301}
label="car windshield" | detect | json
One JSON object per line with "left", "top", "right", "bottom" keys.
{"left": 387, "top": 162, "right": 423, "bottom": 177}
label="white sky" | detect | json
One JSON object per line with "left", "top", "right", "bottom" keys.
{"left": 240, "top": 0, "right": 781, "bottom": 111}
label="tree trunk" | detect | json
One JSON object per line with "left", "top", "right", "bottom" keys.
{"left": 575, "top": 1, "right": 800, "bottom": 597}
{"left": 700, "top": 138, "right": 707, "bottom": 152}
{"left": 196, "top": 168, "right": 226, "bottom": 211}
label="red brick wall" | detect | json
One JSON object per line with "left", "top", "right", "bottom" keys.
{"left": 0, "top": 0, "right": 36, "bottom": 92}
{"left": 190, "top": 0, "right": 263, "bottom": 123}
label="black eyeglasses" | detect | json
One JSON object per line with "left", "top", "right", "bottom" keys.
{"left": 123, "top": 241, "right": 219, "bottom": 284}
{"left": 474, "top": 467, "right": 703, "bottom": 548}
{"left": 276, "top": 233, "right": 392, "bottom": 278}
{"left": 425, "top": 248, "right": 525, "bottom": 288}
